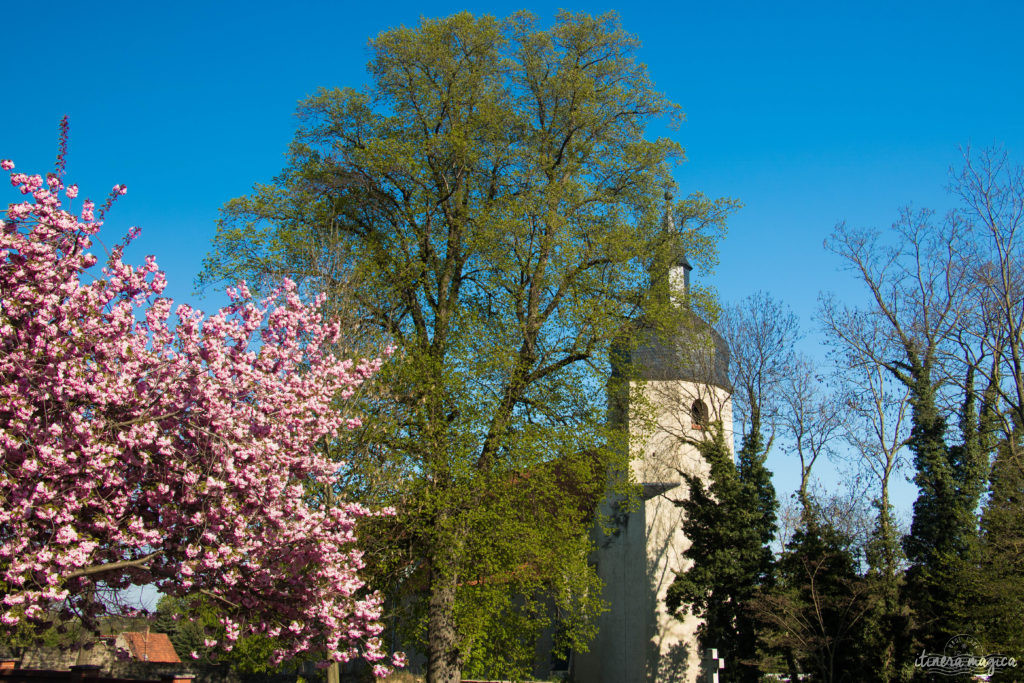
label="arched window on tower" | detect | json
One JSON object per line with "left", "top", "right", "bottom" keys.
{"left": 691, "top": 398, "right": 709, "bottom": 430}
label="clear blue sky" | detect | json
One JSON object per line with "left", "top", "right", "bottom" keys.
{"left": 4, "top": 1, "right": 1023, "bottom": 523}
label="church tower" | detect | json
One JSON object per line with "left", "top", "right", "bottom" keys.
{"left": 573, "top": 193, "right": 733, "bottom": 683}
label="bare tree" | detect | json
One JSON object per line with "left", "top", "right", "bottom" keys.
{"left": 774, "top": 478, "right": 876, "bottom": 559}
{"left": 824, "top": 316, "right": 913, "bottom": 580}
{"left": 718, "top": 291, "right": 802, "bottom": 446}
{"left": 821, "top": 207, "right": 972, "bottom": 394}
{"left": 779, "top": 355, "right": 844, "bottom": 514}
{"left": 820, "top": 200, "right": 989, "bottom": 655}
{"left": 837, "top": 365, "right": 910, "bottom": 500}
{"left": 951, "top": 147, "right": 1024, "bottom": 438}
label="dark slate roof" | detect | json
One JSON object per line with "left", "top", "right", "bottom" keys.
{"left": 617, "top": 312, "right": 731, "bottom": 390}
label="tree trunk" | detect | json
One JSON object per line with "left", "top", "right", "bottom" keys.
{"left": 785, "top": 648, "right": 801, "bottom": 683}
{"left": 74, "top": 585, "right": 106, "bottom": 669}
{"left": 426, "top": 563, "right": 461, "bottom": 683}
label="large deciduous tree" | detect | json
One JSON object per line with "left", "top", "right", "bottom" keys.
{"left": 948, "top": 148, "right": 1024, "bottom": 668}
{"left": 826, "top": 334, "right": 912, "bottom": 682}
{"left": 199, "top": 11, "right": 733, "bottom": 682}
{"left": 0, "top": 129, "right": 402, "bottom": 675}
{"left": 822, "top": 199, "right": 995, "bottom": 660}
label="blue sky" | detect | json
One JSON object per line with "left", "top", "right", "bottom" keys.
{"left": 4, "top": 1, "right": 1023, "bottom": 525}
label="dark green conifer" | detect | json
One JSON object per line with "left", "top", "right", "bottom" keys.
{"left": 973, "top": 434, "right": 1024, "bottom": 677}
{"left": 903, "top": 367, "right": 993, "bottom": 653}
{"left": 667, "top": 421, "right": 776, "bottom": 683}
{"left": 764, "top": 506, "right": 872, "bottom": 682}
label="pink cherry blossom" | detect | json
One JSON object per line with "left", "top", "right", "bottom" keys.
{"left": 0, "top": 132, "right": 404, "bottom": 674}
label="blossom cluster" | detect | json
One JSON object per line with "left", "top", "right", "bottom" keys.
{"left": 0, "top": 135, "right": 402, "bottom": 674}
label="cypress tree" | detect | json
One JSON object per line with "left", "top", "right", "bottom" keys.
{"left": 667, "top": 420, "right": 777, "bottom": 683}
{"left": 973, "top": 433, "right": 1024, "bottom": 675}
{"left": 903, "top": 365, "right": 992, "bottom": 655}
{"left": 734, "top": 423, "right": 778, "bottom": 680}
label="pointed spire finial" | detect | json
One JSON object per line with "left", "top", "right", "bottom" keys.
{"left": 663, "top": 187, "right": 675, "bottom": 233}
{"left": 662, "top": 185, "right": 691, "bottom": 303}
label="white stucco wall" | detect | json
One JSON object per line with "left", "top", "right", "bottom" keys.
{"left": 575, "top": 381, "right": 732, "bottom": 683}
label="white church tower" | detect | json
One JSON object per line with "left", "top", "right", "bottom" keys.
{"left": 573, "top": 192, "right": 733, "bottom": 683}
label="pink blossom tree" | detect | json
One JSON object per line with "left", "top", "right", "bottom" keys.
{"left": 0, "top": 121, "right": 403, "bottom": 675}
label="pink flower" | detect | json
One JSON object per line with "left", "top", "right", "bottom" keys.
{"left": 65, "top": 184, "right": 79, "bottom": 199}
{"left": 0, "top": 160, "right": 13, "bottom": 170}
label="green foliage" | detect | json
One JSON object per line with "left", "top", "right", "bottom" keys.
{"left": 154, "top": 595, "right": 282, "bottom": 674}
{"left": 153, "top": 596, "right": 205, "bottom": 665}
{"left": 733, "top": 426, "right": 778, "bottom": 682}
{"left": 858, "top": 500, "right": 911, "bottom": 683}
{"left": 902, "top": 367, "right": 994, "bottom": 653}
{"left": 198, "top": 10, "right": 733, "bottom": 679}
{"left": 973, "top": 435, "right": 1024, "bottom": 677}
{"left": 666, "top": 422, "right": 776, "bottom": 683}
{"left": 0, "top": 614, "right": 90, "bottom": 660}
{"left": 756, "top": 506, "right": 873, "bottom": 682}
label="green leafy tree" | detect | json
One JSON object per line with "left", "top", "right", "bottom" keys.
{"left": 898, "top": 367, "right": 993, "bottom": 654}
{"left": 0, "top": 615, "right": 90, "bottom": 663}
{"left": 858, "top": 502, "right": 911, "bottom": 683}
{"left": 199, "top": 11, "right": 733, "bottom": 682}
{"left": 153, "top": 595, "right": 285, "bottom": 674}
{"left": 733, "top": 424, "right": 779, "bottom": 680}
{"left": 153, "top": 596, "right": 207, "bottom": 665}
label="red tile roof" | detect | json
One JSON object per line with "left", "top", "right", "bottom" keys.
{"left": 119, "top": 632, "right": 181, "bottom": 663}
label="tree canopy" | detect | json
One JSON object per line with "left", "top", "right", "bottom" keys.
{"left": 200, "top": 11, "right": 734, "bottom": 681}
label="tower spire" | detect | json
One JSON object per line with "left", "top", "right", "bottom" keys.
{"left": 663, "top": 189, "right": 692, "bottom": 304}
{"left": 663, "top": 188, "right": 675, "bottom": 232}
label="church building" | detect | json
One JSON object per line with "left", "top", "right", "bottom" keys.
{"left": 573, "top": 195, "right": 733, "bottom": 682}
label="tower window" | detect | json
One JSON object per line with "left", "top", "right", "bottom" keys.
{"left": 691, "top": 399, "right": 709, "bottom": 429}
